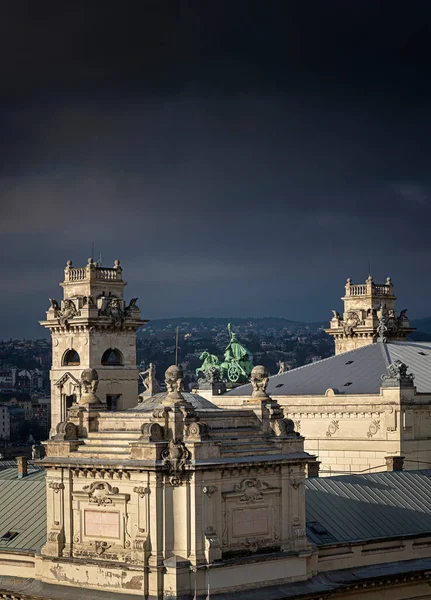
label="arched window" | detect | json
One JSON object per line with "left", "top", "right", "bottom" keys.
{"left": 63, "top": 349, "right": 80, "bottom": 366}
{"left": 101, "top": 348, "right": 124, "bottom": 366}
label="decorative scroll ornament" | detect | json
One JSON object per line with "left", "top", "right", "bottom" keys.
{"left": 53, "top": 421, "right": 78, "bottom": 441}
{"left": 49, "top": 482, "right": 64, "bottom": 494}
{"left": 203, "top": 485, "right": 217, "bottom": 498}
{"left": 367, "top": 420, "right": 380, "bottom": 438}
{"left": 92, "top": 540, "right": 111, "bottom": 556}
{"left": 326, "top": 420, "right": 339, "bottom": 438}
{"left": 234, "top": 478, "right": 269, "bottom": 504}
{"left": 185, "top": 421, "right": 209, "bottom": 441}
{"left": 241, "top": 538, "right": 262, "bottom": 553}
{"left": 272, "top": 417, "right": 296, "bottom": 436}
{"left": 292, "top": 516, "right": 306, "bottom": 538}
{"left": 133, "top": 486, "right": 150, "bottom": 498}
{"left": 161, "top": 439, "right": 191, "bottom": 486}
{"left": 83, "top": 481, "right": 119, "bottom": 506}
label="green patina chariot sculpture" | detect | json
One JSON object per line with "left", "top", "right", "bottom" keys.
{"left": 196, "top": 323, "right": 253, "bottom": 384}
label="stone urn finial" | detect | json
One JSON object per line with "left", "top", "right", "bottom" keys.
{"left": 250, "top": 365, "right": 270, "bottom": 399}
{"left": 164, "top": 365, "right": 185, "bottom": 402}
{"left": 78, "top": 368, "right": 100, "bottom": 405}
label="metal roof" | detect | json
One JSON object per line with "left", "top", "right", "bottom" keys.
{"left": 1, "top": 463, "right": 431, "bottom": 553}
{"left": 0, "top": 460, "right": 43, "bottom": 479}
{"left": 131, "top": 391, "right": 221, "bottom": 411}
{"left": 305, "top": 469, "right": 431, "bottom": 546}
{"left": 0, "top": 464, "right": 46, "bottom": 553}
{"left": 225, "top": 341, "right": 431, "bottom": 396}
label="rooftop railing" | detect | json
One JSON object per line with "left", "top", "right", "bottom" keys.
{"left": 96, "top": 268, "right": 119, "bottom": 281}
{"left": 346, "top": 282, "right": 393, "bottom": 296}
{"left": 67, "top": 268, "right": 86, "bottom": 281}
{"left": 348, "top": 285, "right": 366, "bottom": 296}
{"left": 64, "top": 260, "right": 123, "bottom": 282}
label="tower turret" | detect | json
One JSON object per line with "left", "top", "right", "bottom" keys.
{"left": 40, "top": 258, "right": 147, "bottom": 434}
{"left": 326, "top": 275, "right": 415, "bottom": 355}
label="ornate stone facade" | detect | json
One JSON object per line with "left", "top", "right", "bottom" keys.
{"left": 35, "top": 364, "right": 317, "bottom": 597}
{"left": 40, "top": 259, "right": 147, "bottom": 434}
{"left": 325, "top": 276, "right": 414, "bottom": 355}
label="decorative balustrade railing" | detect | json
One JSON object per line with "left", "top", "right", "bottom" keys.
{"left": 96, "top": 268, "right": 120, "bottom": 281}
{"left": 374, "top": 285, "right": 391, "bottom": 295}
{"left": 348, "top": 285, "right": 366, "bottom": 296}
{"left": 67, "top": 268, "right": 86, "bottom": 281}
{"left": 347, "top": 283, "right": 392, "bottom": 296}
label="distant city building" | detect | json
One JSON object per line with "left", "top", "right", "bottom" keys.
{"left": 0, "top": 405, "right": 10, "bottom": 442}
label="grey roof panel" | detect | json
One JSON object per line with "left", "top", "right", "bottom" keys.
{"left": 226, "top": 341, "right": 431, "bottom": 396}
{"left": 305, "top": 469, "right": 431, "bottom": 546}
{"left": 0, "top": 469, "right": 46, "bottom": 552}
{"left": 387, "top": 342, "right": 431, "bottom": 393}
{"left": 131, "top": 391, "right": 221, "bottom": 411}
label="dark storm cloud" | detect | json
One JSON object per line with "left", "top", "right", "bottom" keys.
{"left": 1, "top": 1, "right": 431, "bottom": 337}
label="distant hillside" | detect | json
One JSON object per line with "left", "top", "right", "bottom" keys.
{"left": 139, "top": 317, "right": 327, "bottom": 335}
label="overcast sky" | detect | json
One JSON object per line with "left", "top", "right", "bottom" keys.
{"left": 1, "top": 1, "right": 431, "bottom": 338}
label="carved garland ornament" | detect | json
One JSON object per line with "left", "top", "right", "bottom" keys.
{"left": 83, "top": 481, "right": 119, "bottom": 506}
{"left": 161, "top": 439, "right": 191, "bottom": 486}
{"left": 133, "top": 486, "right": 150, "bottom": 498}
{"left": 49, "top": 482, "right": 64, "bottom": 494}
{"left": 234, "top": 478, "right": 269, "bottom": 504}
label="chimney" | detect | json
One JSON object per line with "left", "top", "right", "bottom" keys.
{"left": 307, "top": 460, "right": 321, "bottom": 478}
{"left": 17, "top": 456, "right": 28, "bottom": 479}
{"left": 385, "top": 455, "right": 404, "bottom": 472}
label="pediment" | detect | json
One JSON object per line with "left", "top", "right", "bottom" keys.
{"left": 55, "top": 372, "right": 81, "bottom": 388}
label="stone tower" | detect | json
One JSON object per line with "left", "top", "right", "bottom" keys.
{"left": 40, "top": 258, "right": 147, "bottom": 434}
{"left": 325, "top": 275, "right": 414, "bottom": 355}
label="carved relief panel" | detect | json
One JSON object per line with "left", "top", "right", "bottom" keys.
{"left": 72, "top": 480, "right": 130, "bottom": 561}
{"left": 221, "top": 477, "right": 280, "bottom": 555}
